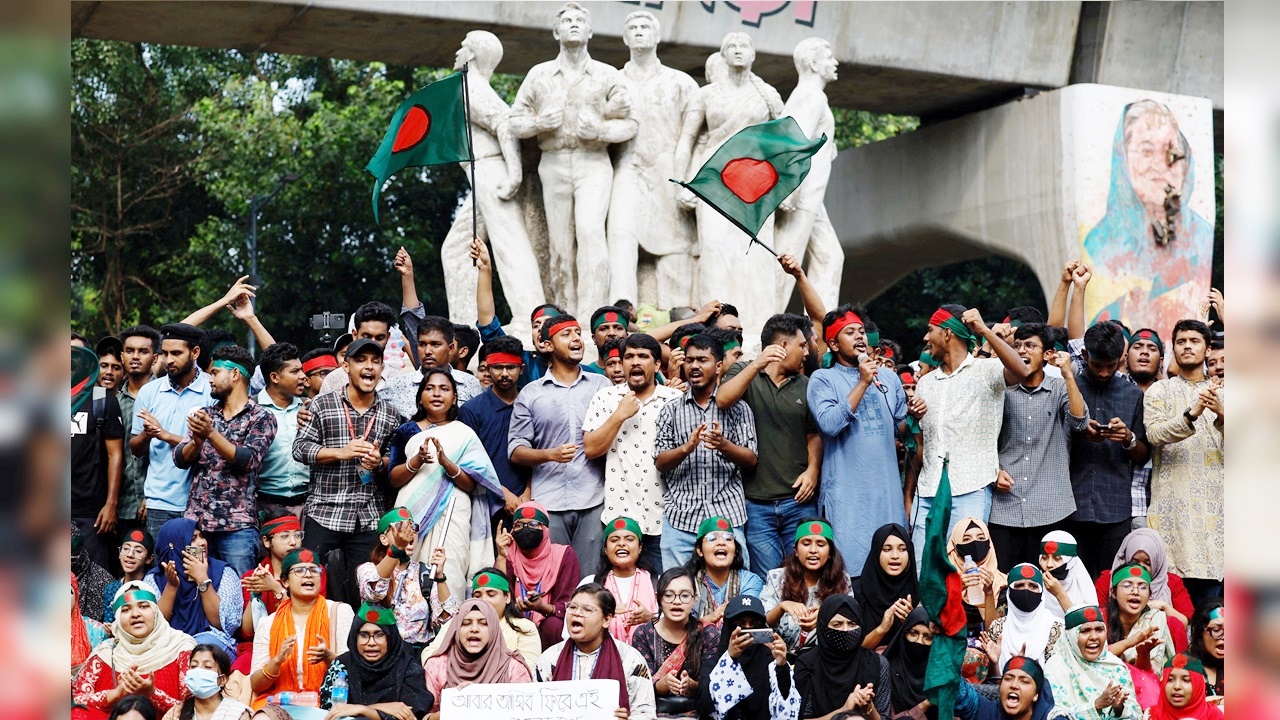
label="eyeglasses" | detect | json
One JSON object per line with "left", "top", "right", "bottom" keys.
{"left": 271, "top": 531, "right": 305, "bottom": 542}
{"left": 513, "top": 520, "right": 545, "bottom": 530}
{"left": 662, "top": 591, "right": 695, "bottom": 603}
{"left": 1116, "top": 580, "right": 1148, "bottom": 592}
{"left": 289, "top": 565, "right": 321, "bottom": 577}
{"left": 566, "top": 603, "right": 601, "bottom": 616}
{"left": 357, "top": 630, "right": 388, "bottom": 642}
{"left": 702, "top": 532, "right": 734, "bottom": 544}
{"left": 1205, "top": 626, "right": 1224, "bottom": 639}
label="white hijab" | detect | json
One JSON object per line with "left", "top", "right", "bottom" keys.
{"left": 1040, "top": 530, "right": 1098, "bottom": 618}
{"left": 1000, "top": 563, "right": 1060, "bottom": 670}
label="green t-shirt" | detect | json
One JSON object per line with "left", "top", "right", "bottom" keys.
{"left": 722, "top": 361, "right": 817, "bottom": 501}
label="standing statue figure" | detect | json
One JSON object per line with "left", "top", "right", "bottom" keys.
{"left": 775, "top": 38, "right": 844, "bottom": 311}
{"left": 680, "top": 33, "right": 785, "bottom": 340}
{"left": 440, "top": 31, "right": 546, "bottom": 339}
{"left": 510, "top": 2, "right": 638, "bottom": 319}
{"left": 606, "top": 10, "right": 701, "bottom": 309}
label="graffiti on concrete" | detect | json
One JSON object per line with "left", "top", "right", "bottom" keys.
{"left": 622, "top": 1, "right": 818, "bottom": 28}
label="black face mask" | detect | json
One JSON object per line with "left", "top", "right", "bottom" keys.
{"left": 1048, "top": 563, "right": 1071, "bottom": 581}
{"left": 904, "top": 639, "right": 932, "bottom": 665}
{"left": 1009, "top": 588, "right": 1042, "bottom": 613}
{"left": 513, "top": 526, "right": 545, "bottom": 551}
{"left": 824, "top": 624, "right": 863, "bottom": 652}
{"left": 955, "top": 539, "right": 990, "bottom": 564}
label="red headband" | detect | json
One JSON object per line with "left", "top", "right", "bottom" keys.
{"left": 824, "top": 311, "right": 864, "bottom": 343}
{"left": 899, "top": 372, "right": 915, "bottom": 385}
{"left": 882, "top": 347, "right": 895, "bottom": 359}
{"left": 929, "top": 308, "right": 955, "bottom": 327}
{"left": 544, "top": 319, "right": 579, "bottom": 340}
{"left": 301, "top": 355, "right": 338, "bottom": 374}
{"left": 604, "top": 346, "right": 622, "bottom": 360}
{"left": 486, "top": 352, "right": 524, "bottom": 366}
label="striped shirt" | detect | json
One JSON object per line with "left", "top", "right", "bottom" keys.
{"left": 652, "top": 390, "right": 757, "bottom": 533}
{"left": 990, "top": 378, "right": 1090, "bottom": 528}
{"left": 292, "top": 389, "right": 400, "bottom": 533}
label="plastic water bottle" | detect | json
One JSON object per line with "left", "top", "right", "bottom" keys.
{"left": 331, "top": 669, "right": 349, "bottom": 704}
{"left": 963, "top": 555, "right": 983, "bottom": 605}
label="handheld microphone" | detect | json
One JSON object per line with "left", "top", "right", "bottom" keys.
{"left": 857, "top": 353, "right": 885, "bottom": 391}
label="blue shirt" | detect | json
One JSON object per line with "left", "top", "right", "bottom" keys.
{"left": 459, "top": 388, "right": 530, "bottom": 502}
{"left": 131, "top": 370, "right": 213, "bottom": 512}
{"left": 507, "top": 368, "right": 611, "bottom": 512}
{"left": 255, "top": 389, "right": 310, "bottom": 498}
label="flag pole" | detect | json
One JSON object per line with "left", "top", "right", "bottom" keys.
{"left": 671, "top": 178, "right": 780, "bottom": 257}
{"left": 462, "top": 63, "right": 480, "bottom": 266}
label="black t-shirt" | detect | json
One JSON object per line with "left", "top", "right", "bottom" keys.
{"left": 71, "top": 393, "right": 124, "bottom": 517}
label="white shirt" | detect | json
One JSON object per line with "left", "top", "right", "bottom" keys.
{"left": 582, "top": 384, "right": 683, "bottom": 535}
{"left": 915, "top": 355, "right": 1008, "bottom": 497}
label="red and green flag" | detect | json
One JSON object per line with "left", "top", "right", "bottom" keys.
{"left": 366, "top": 71, "right": 471, "bottom": 224}
{"left": 71, "top": 345, "right": 99, "bottom": 417}
{"left": 919, "top": 457, "right": 969, "bottom": 718}
{"left": 673, "top": 116, "right": 826, "bottom": 248}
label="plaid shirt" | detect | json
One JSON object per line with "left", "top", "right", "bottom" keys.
{"left": 115, "top": 385, "right": 148, "bottom": 520}
{"left": 175, "top": 401, "right": 277, "bottom": 532}
{"left": 1132, "top": 462, "right": 1152, "bottom": 517}
{"left": 652, "top": 391, "right": 757, "bottom": 533}
{"left": 293, "top": 389, "right": 400, "bottom": 533}
{"left": 990, "top": 378, "right": 1090, "bottom": 528}
{"left": 1069, "top": 371, "right": 1147, "bottom": 524}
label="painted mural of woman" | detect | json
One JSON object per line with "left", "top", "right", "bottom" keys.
{"left": 1083, "top": 99, "right": 1213, "bottom": 335}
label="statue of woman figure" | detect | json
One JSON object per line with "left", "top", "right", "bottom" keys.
{"left": 680, "top": 33, "right": 785, "bottom": 341}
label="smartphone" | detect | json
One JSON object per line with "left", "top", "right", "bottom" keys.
{"left": 184, "top": 545, "right": 204, "bottom": 562}
{"left": 742, "top": 628, "right": 775, "bottom": 645}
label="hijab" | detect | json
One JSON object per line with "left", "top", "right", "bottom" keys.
{"left": 946, "top": 517, "right": 1006, "bottom": 602}
{"left": 886, "top": 606, "right": 933, "bottom": 715}
{"left": 1112, "top": 528, "right": 1172, "bottom": 604}
{"left": 507, "top": 501, "right": 569, "bottom": 621}
{"left": 341, "top": 614, "right": 433, "bottom": 712}
{"left": 856, "top": 524, "right": 919, "bottom": 647}
{"left": 1043, "top": 611, "right": 1140, "bottom": 719}
{"left": 92, "top": 581, "right": 196, "bottom": 674}
{"left": 144, "top": 518, "right": 230, "bottom": 636}
{"left": 795, "top": 594, "right": 884, "bottom": 719}
{"left": 697, "top": 596, "right": 775, "bottom": 720}
{"left": 1150, "top": 657, "right": 1224, "bottom": 720}
{"left": 1041, "top": 531, "right": 1098, "bottom": 618}
{"left": 432, "top": 599, "right": 523, "bottom": 686}
{"left": 1000, "top": 564, "right": 1060, "bottom": 669}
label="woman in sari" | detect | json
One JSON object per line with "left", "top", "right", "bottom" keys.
{"left": 630, "top": 568, "right": 721, "bottom": 717}
{"left": 388, "top": 368, "right": 504, "bottom": 601}
{"left": 1044, "top": 605, "right": 1141, "bottom": 719}
{"left": 319, "top": 603, "right": 434, "bottom": 720}
{"left": 684, "top": 517, "right": 764, "bottom": 627}
{"left": 1038, "top": 532, "right": 1098, "bottom": 619}
{"left": 73, "top": 582, "right": 197, "bottom": 720}
{"left": 73, "top": 573, "right": 110, "bottom": 678}
{"left": 1149, "top": 653, "right": 1223, "bottom": 720}
{"left": 855, "top": 524, "right": 919, "bottom": 650}
{"left": 249, "top": 548, "right": 354, "bottom": 710}
{"left": 424, "top": 599, "right": 530, "bottom": 717}
{"left": 142, "top": 519, "right": 242, "bottom": 657}
{"left": 495, "top": 502, "right": 582, "bottom": 650}
{"left": 886, "top": 607, "right": 937, "bottom": 720}
{"left": 1104, "top": 563, "right": 1175, "bottom": 673}
{"left": 591, "top": 517, "right": 657, "bottom": 644}
{"left": 761, "top": 519, "right": 851, "bottom": 655}
{"left": 421, "top": 568, "right": 541, "bottom": 672}
{"left": 795, "top": 594, "right": 892, "bottom": 719}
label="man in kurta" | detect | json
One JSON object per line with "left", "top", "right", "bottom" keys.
{"left": 1143, "top": 319, "right": 1223, "bottom": 602}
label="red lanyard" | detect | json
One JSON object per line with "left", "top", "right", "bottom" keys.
{"left": 343, "top": 403, "right": 378, "bottom": 443}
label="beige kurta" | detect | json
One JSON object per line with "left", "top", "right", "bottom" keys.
{"left": 1143, "top": 376, "right": 1224, "bottom": 580}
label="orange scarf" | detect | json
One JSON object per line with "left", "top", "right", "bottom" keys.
{"left": 254, "top": 597, "right": 331, "bottom": 709}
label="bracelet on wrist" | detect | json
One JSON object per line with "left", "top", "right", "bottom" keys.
{"left": 389, "top": 545, "right": 410, "bottom": 561}
{"left": 261, "top": 664, "right": 279, "bottom": 680}
{"left": 406, "top": 457, "right": 420, "bottom": 473}
{"left": 445, "top": 464, "right": 461, "bottom": 479}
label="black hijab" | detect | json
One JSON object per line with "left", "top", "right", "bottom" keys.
{"left": 339, "top": 620, "right": 434, "bottom": 714}
{"left": 886, "top": 606, "right": 934, "bottom": 717}
{"left": 696, "top": 598, "right": 783, "bottom": 720}
{"left": 855, "top": 523, "right": 919, "bottom": 648}
{"left": 795, "top": 594, "right": 885, "bottom": 719}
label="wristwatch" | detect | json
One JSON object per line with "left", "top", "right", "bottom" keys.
{"left": 1183, "top": 408, "right": 1197, "bottom": 428}
{"left": 197, "top": 578, "right": 213, "bottom": 593}
{"left": 1123, "top": 431, "right": 1138, "bottom": 450}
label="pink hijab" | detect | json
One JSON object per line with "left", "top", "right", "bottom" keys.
{"left": 508, "top": 501, "right": 569, "bottom": 623}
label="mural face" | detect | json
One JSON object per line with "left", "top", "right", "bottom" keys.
{"left": 1081, "top": 97, "right": 1214, "bottom": 338}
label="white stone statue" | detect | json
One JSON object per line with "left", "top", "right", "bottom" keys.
{"left": 440, "top": 30, "right": 546, "bottom": 340}
{"left": 606, "top": 10, "right": 701, "bottom": 309}
{"left": 509, "top": 2, "right": 637, "bottom": 319}
{"left": 775, "top": 37, "right": 844, "bottom": 310}
{"left": 679, "top": 33, "right": 785, "bottom": 339}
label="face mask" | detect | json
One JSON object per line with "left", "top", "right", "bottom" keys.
{"left": 513, "top": 526, "right": 545, "bottom": 551}
{"left": 904, "top": 639, "right": 932, "bottom": 665}
{"left": 955, "top": 539, "right": 990, "bottom": 564}
{"left": 184, "top": 667, "right": 222, "bottom": 699}
{"left": 824, "top": 624, "right": 862, "bottom": 652}
{"left": 1009, "top": 588, "right": 1042, "bottom": 613}
{"left": 1049, "top": 563, "right": 1071, "bottom": 581}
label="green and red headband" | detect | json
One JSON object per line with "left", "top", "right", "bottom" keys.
{"left": 1064, "top": 605, "right": 1104, "bottom": 630}
{"left": 1040, "top": 539, "right": 1077, "bottom": 557}
{"left": 1008, "top": 563, "right": 1043, "bottom": 587}
{"left": 378, "top": 507, "right": 414, "bottom": 535}
{"left": 111, "top": 585, "right": 159, "bottom": 614}
{"left": 881, "top": 346, "right": 895, "bottom": 360}
{"left": 592, "top": 311, "right": 625, "bottom": 332}
{"left": 1164, "top": 652, "right": 1207, "bottom": 677}
{"left": 531, "top": 306, "right": 561, "bottom": 323}
{"left": 261, "top": 515, "right": 302, "bottom": 537}
{"left": 472, "top": 570, "right": 511, "bottom": 593}
{"left": 824, "top": 311, "right": 865, "bottom": 344}
{"left": 1111, "top": 563, "right": 1152, "bottom": 588}
{"left": 212, "top": 358, "right": 252, "bottom": 379}
{"left": 486, "top": 352, "right": 524, "bottom": 367}
{"left": 697, "top": 516, "right": 733, "bottom": 541}
{"left": 795, "top": 520, "right": 833, "bottom": 544}
{"left": 542, "top": 318, "right": 580, "bottom": 343}
{"left": 1132, "top": 329, "right": 1164, "bottom": 355}
{"left": 1208, "top": 606, "right": 1224, "bottom": 621}
{"left": 356, "top": 602, "right": 397, "bottom": 627}
{"left": 514, "top": 504, "right": 551, "bottom": 526}
{"left": 281, "top": 548, "right": 320, "bottom": 576}
{"left": 1003, "top": 656, "right": 1045, "bottom": 689}
{"left": 928, "top": 308, "right": 978, "bottom": 350}
{"left": 722, "top": 338, "right": 741, "bottom": 352}
{"left": 606, "top": 517, "right": 642, "bottom": 539}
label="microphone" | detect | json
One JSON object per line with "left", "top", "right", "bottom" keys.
{"left": 857, "top": 353, "right": 885, "bottom": 391}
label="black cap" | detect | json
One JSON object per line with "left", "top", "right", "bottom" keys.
{"left": 333, "top": 332, "right": 354, "bottom": 353}
{"left": 159, "top": 322, "right": 204, "bottom": 345}
{"left": 95, "top": 336, "right": 123, "bottom": 360}
{"left": 724, "top": 594, "right": 766, "bottom": 622}
{"left": 344, "top": 338, "right": 384, "bottom": 360}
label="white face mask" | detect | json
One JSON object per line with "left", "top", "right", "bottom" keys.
{"left": 184, "top": 667, "right": 222, "bottom": 699}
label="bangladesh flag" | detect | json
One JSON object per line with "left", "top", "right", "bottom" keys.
{"left": 71, "top": 345, "right": 99, "bottom": 417}
{"left": 919, "top": 458, "right": 969, "bottom": 719}
{"left": 366, "top": 70, "right": 471, "bottom": 223}
{"left": 674, "top": 116, "right": 826, "bottom": 241}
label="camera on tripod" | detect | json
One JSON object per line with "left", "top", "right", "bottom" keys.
{"left": 310, "top": 312, "right": 345, "bottom": 344}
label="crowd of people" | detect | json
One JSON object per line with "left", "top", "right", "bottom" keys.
{"left": 71, "top": 242, "right": 1225, "bottom": 720}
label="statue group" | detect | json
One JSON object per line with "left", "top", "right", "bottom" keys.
{"left": 439, "top": 2, "right": 842, "bottom": 343}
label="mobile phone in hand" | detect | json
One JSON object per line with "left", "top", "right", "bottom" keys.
{"left": 743, "top": 628, "right": 775, "bottom": 645}
{"left": 184, "top": 545, "right": 204, "bottom": 562}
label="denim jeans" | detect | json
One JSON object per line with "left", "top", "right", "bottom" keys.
{"left": 145, "top": 508, "right": 185, "bottom": 540}
{"left": 204, "top": 527, "right": 261, "bottom": 577}
{"left": 909, "top": 485, "right": 992, "bottom": 569}
{"left": 743, "top": 497, "right": 819, "bottom": 576}
{"left": 660, "top": 516, "right": 748, "bottom": 572}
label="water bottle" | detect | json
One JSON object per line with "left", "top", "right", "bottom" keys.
{"left": 292, "top": 691, "right": 320, "bottom": 707}
{"left": 331, "top": 669, "right": 349, "bottom": 704}
{"left": 963, "top": 555, "right": 983, "bottom": 605}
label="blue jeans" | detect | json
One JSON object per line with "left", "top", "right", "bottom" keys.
{"left": 660, "top": 516, "right": 748, "bottom": 572}
{"left": 909, "top": 485, "right": 992, "bottom": 570}
{"left": 744, "top": 497, "right": 819, "bottom": 576}
{"left": 204, "top": 527, "right": 261, "bottom": 577}
{"left": 145, "top": 508, "right": 185, "bottom": 540}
